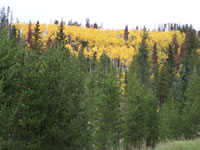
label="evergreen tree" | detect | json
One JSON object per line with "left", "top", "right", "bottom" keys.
{"left": 55, "top": 21, "right": 66, "bottom": 45}
{"left": 124, "top": 25, "right": 129, "bottom": 42}
{"left": 85, "top": 54, "right": 121, "bottom": 149}
{"left": 12, "top": 44, "right": 89, "bottom": 149}
{"left": 0, "top": 28, "right": 23, "bottom": 149}
{"left": 176, "top": 43, "right": 185, "bottom": 71}
{"left": 97, "top": 53, "right": 112, "bottom": 77}
{"left": 167, "top": 44, "right": 176, "bottom": 88}
{"left": 78, "top": 40, "right": 89, "bottom": 74}
{"left": 158, "top": 89, "right": 181, "bottom": 140}
{"left": 157, "top": 63, "right": 169, "bottom": 108}
{"left": 178, "top": 28, "right": 198, "bottom": 110}
{"left": 182, "top": 69, "right": 200, "bottom": 139}
{"left": 46, "top": 35, "right": 52, "bottom": 50}
{"left": 172, "top": 34, "right": 179, "bottom": 59}
{"left": 0, "top": 7, "right": 9, "bottom": 30}
{"left": 152, "top": 43, "right": 158, "bottom": 65}
{"left": 95, "top": 68, "right": 121, "bottom": 150}
{"left": 32, "top": 21, "right": 43, "bottom": 55}
{"left": 152, "top": 43, "right": 159, "bottom": 94}
{"left": 36, "top": 45, "right": 88, "bottom": 149}
{"left": 135, "top": 27, "right": 150, "bottom": 86}
{"left": 145, "top": 88, "right": 159, "bottom": 148}
{"left": 84, "top": 73, "right": 98, "bottom": 149}
{"left": 10, "top": 25, "right": 17, "bottom": 41}
{"left": 124, "top": 60, "right": 158, "bottom": 149}
{"left": 91, "top": 51, "right": 97, "bottom": 72}
{"left": 86, "top": 18, "right": 90, "bottom": 28}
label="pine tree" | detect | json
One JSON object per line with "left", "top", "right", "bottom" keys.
{"left": 78, "top": 41, "right": 89, "bottom": 74}
{"left": 157, "top": 63, "right": 169, "bottom": 108}
{"left": 181, "top": 27, "right": 198, "bottom": 85}
{"left": 46, "top": 35, "right": 52, "bottom": 50}
{"left": 182, "top": 69, "right": 200, "bottom": 139}
{"left": 97, "top": 53, "right": 112, "bottom": 77}
{"left": 86, "top": 18, "right": 90, "bottom": 28}
{"left": 32, "top": 21, "right": 43, "bottom": 55}
{"left": 18, "top": 45, "right": 90, "bottom": 149}
{"left": 152, "top": 43, "right": 158, "bottom": 65}
{"left": 0, "top": 28, "right": 23, "bottom": 149}
{"left": 41, "top": 46, "right": 87, "bottom": 149}
{"left": 176, "top": 43, "right": 185, "bottom": 71}
{"left": 55, "top": 21, "right": 66, "bottom": 45}
{"left": 10, "top": 25, "right": 17, "bottom": 41}
{"left": 152, "top": 43, "right": 159, "bottom": 94}
{"left": 85, "top": 54, "right": 121, "bottom": 149}
{"left": 167, "top": 44, "right": 176, "bottom": 88}
{"left": 84, "top": 73, "right": 98, "bottom": 149}
{"left": 178, "top": 28, "right": 198, "bottom": 110}
{"left": 95, "top": 68, "right": 121, "bottom": 149}
{"left": 172, "top": 34, "right": 179, "bottom": 58}
{"left": 135, "top": 27, "right": 150, "bottom": 86}
{"left": 124, "top": 25, "right": 129, "bottom": 42}
{"left": 0, "top": 7, "right": 9, "bottom": 30}
{"left": 124, "top": 60, "right": 158, "bottom": 149}
{"left": 158, "top": 89, "right": 181, "bottom": 140}
{"left": 145, "top": 87, "right": 159, "bottom": 148}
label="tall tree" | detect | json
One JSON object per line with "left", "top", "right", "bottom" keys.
{"left": 178, "top": 27, "right": 198, "bottom": 110}
{"left": 158, "top": 89, "right": 181, "bottom": 140}
{"left": 172, "top": 34, "right": 179, "bottom": 58}
{"left": 32, "top": 21, "right": 43, "bottom": 55}
{"left": 10, "top": 25, "right": 17, "bottom": 40}
{"left": 176, "top": 43, "right": 185, "bottom": 71}
{"left": 95, "top": 68, "right": 121, "bottom": 150}
{"left": 124, "top": 59, "right": 158, "bottom": 149}
{"left": 167, "top": 44, "right": 176, "bottom": 88}
{"left": 20, "top": 45, "right": 89, "bottom": 149}
{"left": 124, "top": 25, "right": 129, "bottom": 42}
{"left": 78, "top": 40, "right": 89, "bottom": 74}
{"left": 157, "top": 63, "right": 169, "bottom": 108}
{"left": 0, "top": 27, "right": 23, "bottom": 149}
{"left": 182, "top": 69, "right": 200, "bottom": 139}
{"left": 0, "top": 7, "right": 9, "bottom": 30}
{"left": 85, "top": 54, "right": 121, "bottom": 149}
{"left": 152, "top": 43, "right": 159, "bottom": 94}
{"left": 135, "top": 27, "right": 150, "bottom": 86}
{"left": 152, "top": 43, "right": 158, "bottom": 65}
{"left": 55, "top": 21, "right": 66, "bottom": 45}
{"left": 46, "top": 35, "right": 52, "bottom": 50}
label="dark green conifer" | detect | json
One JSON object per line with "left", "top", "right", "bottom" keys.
{"left": 135, "top": 27, "right": 150, "bottom": 86}
{"left": 85, "top": 54, "right": 121, "bottom": 149}
{"left": 32, "top": 21, "right": 43, "bottom": 55}
{"left": 124, "top": 57, "right": 158, "bottom": 149}
{"left": 157, "top": 63, "right": 169, "bottom": 108}
{"left": 182, "top": 69, "right": 200, "bottom": 139}
{"left": 178, "top": 28, "right": 199, "bottom": 110}
{"left": 159, "top": 89, "right": 181, "bottom": 140}
{"left": 55, "top": 21, "right": 66, "bottom": 45}
{"left": 167, "top": 44, "right": 176, "bottom": 88}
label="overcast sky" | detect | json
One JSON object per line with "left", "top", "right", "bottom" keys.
{"left": 1, "top": 0, "right": 200, "bottom": 30}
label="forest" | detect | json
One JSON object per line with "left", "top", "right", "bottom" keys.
{"left": 0, "top": 7, "right": 200, "bottom": 150}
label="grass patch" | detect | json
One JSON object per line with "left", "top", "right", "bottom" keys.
{"left": 150, "top": 139, "right": 200, "bottom": 150}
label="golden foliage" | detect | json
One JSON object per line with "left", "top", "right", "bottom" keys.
{"left": 15, "top": 23, "right": 186, "bottom": 65}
